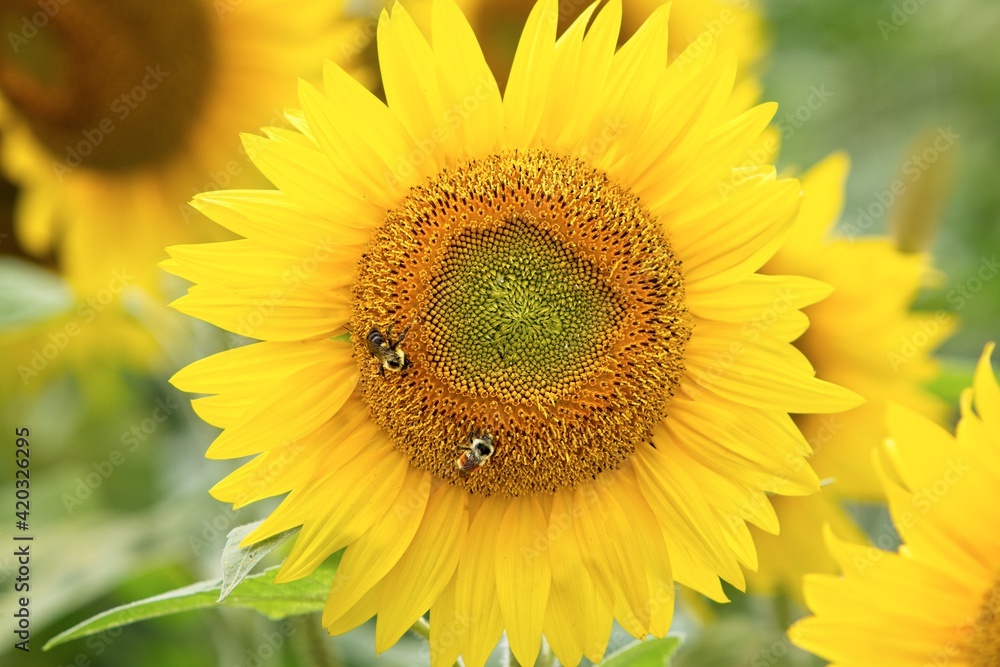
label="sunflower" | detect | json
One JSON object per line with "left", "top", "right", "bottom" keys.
{"left": 167, "top": 1, "right": 860, "bottom": 664}
{"left": 791, "top": 344, "right": 1000, "bottom": 667}
{"left": 746, "top": 154, "right": 953, "bottom": 597}
{"left": 0, "top": 0, "right": 349, "bottom": 293}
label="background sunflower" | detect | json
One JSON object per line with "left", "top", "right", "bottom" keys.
{"left": 790, "top": 344, "right": 1000, "bottom": 667}
{"left": 0, "top": 0, "right": 356, "bottom": 293}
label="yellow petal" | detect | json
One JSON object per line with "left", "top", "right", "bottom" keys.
{"left": 780, "top": 152, "right": 850, "bottom": 254}
{"left": 538, "top": 1, "right": 600, "bottom": 145}
{"left": 241, "top": 132, "right": 382, "bottom": 226}
{"left": 243, "top": 421, "right": 384, "bottom": 544}
{"left": 574, "top": 479, "right": 649, "bottom": 639}
{"left": 973, "top": 342, "right": 1000, "bottom": 435}
{"left": 323, "top": 59, "right": 424, "bottom": 194}
{"left": 558, "top": 0, "right": 618, "bottom": 149}
{"left": 165, "top": 239, "right": 357, "bottom": 289}
{"left": 170, "top": 340, "right": 340, "bottom": 395}
{"left": 206, "top": 357, "right": 357, "bottom": 459}
{"left": 299, "top": 79, "right": 401, "bottom": 210}
{"left": 432, "top": 0, "right": 503, "bottom": 159}
{"left": 190, "top": 189, "right": 373, "bottom": 254}
{"left": 323, "top": 467, "right": 431, "bottom": 627}
{"left": 171, "top": 282, "right": 350, "bottom": 342}
{"left": 210, "top": 398, "right": 374, "bottom": 506}
{"left": 685, "top": 324, "right": 864, "bottom": 415}
{"left": 670, "top": 178, "right": 800, "bottom": 291}
{"left": 591, "top": 5, "right": 673, "bottom": 171}
{"left": 325, "top": 580, "right": 382, "bottom": 636}
{"left": 613, "top": 471, "right": 674, "bottom": 637}
{"left": 545, "top": 490, "right": 613, "bottom": 663}
{"left": 686, "top": 273, "right": 833, "bottom": 329}
{"left": 454, "top": 497, "right": 507, "bottom": 667}
{"left": 377, "top": 5, "right": 449, "bottom": 167}
{"left": 495, "top": 496, "right": 552, "bottom": 666}
{"left": 275, "top": 448, "right": 410, "bottom": 582}
{"left": 504, "top": 0, "right": 557, "bottom": 148}
{"left": 375, "top": 484, "right": 468, "bottom": 653}
{"left": 429, "top": 576, "right": 462, "bottom": 667}
{"left": 634, "top": 438, "right": 741, "bottom": 593}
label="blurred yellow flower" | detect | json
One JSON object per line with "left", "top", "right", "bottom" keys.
{"left": 747, "top": 154, "right": 953, "bottom": 597}
{"left": 167, "top": 0, "right": 859, "bottom": 664}
{"left": 0, "top": 0, "right": 348, "bottom": 293}
{"left": 0, "top": 257, "right": 169, "bottom": 402}
{"left": 791, "top": 344, "right": 1000, "bottom": 667}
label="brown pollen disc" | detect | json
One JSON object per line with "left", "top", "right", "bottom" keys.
{"left": 0, "top": 0, "right": 215, "bottom": 172}
{"left": 352, "top": 150, "right": 691, "bottom": 497}
{"left": 969, "top": 574, "right": 1000, "bottom": 667}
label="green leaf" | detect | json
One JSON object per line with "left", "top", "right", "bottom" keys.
{"left": 0, "top": 257, "right": 73, "bottom": 329}
{"left": 44, "top": 556, "right": 340, "bottom": 651}
{"left": 219, "top": 521, "right": 298, "bottom": 602}
{"left": 600, "top": 635, "right": 682, "bottom": 667}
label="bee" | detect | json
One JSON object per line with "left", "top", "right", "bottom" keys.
{"left": 365, "top": 324, "right": 411, "bottom": 376}
{"left": 456, "top": 429, "right": 495, "bottom": 477}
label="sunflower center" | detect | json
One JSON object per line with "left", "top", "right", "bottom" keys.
{"left": 352, "top": 150, "right": 691, "bottom": 497}
{"left": 424, "top": 216, "right": 622, "bottom": 403}
{"left": 0, "top": 0, "right": 214, "bottom": 171}
{"left": 969, "top": 574, "right": 1000, "bottom": 667}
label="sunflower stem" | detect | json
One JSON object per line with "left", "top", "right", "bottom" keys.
{"left": 410, "top": 616, "right": 432, "bottom": 641}
{"left": 773, "top": 587, "right": 793, "bottom": 632}
{"left": 504, "top": 643, "right": 521, "bottom": 667}
{"left": 295, "top": 613, "right": 342, "bottom": 667}
{"left": 537, "top": 637, "right": 556, "bottom": 667}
